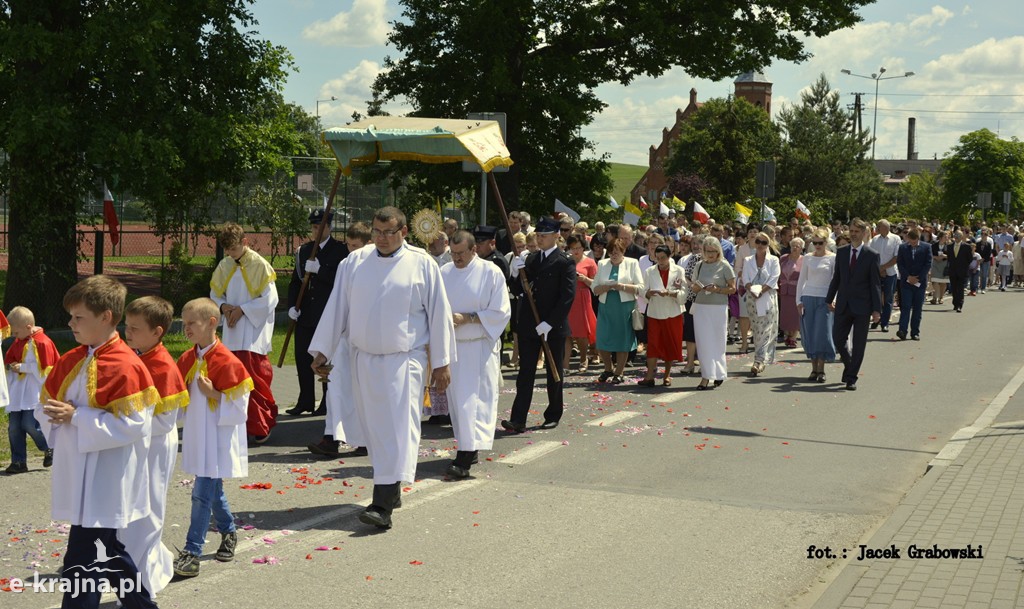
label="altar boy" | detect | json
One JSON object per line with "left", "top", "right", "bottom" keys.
{"left": 173, "top": 298, "right": 252, "bottom": 579}
{"left": 38, "top": 275, "right": 160, "bottom": 609}
{"left": 4, "top": 306, "right": 59, "bottom": 474}
{"left": 120, "top": 296, "right": 189, "bottom": 598}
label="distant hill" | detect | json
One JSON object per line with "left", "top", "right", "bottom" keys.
{"left": 607, "top": 162, "right": 647, "bottom": 205}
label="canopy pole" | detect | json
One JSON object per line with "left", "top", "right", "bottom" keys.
{"left": 277, "top": 168, "right": 343, "bottom": 368}
{"left": 488, "top": 171, "right": 560, "bottom": 383}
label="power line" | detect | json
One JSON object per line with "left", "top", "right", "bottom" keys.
{"left": 867, "top": 107, "right": 1024, "bottom": 115}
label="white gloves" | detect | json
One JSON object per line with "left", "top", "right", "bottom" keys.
{"left": 510, "top": 255, "right": 526, "bottom": 279}
{"left": 536, "top": 321, "right": 552, "bottom": 340}
{"left": 304, "top": 259, "right": 321, "bottom": 274}
{"left": 288, "top": 307, "right": 300, "bottom": 321}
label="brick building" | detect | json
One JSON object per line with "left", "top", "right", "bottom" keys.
{"left": 631, "top": 72, "right": 772, "bottom": 204}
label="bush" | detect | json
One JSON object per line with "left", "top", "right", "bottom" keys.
{"left": 161, "top": 241, "right": 215, "bottom": 310}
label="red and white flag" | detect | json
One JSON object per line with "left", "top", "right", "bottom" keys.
{"left": 639, "top": 195, "right": 649, "bottom": 209}
{"left": 103, "top": 183, "right": 120, "bottom": 246}
{"left": 692, "top": 201, "right": 710, "bottom": 224}
{"left": 795, "top": 199, "right": 811, "bottom": 219}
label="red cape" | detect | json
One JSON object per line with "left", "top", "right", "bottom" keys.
{"left": 138, "top": 343, "right": 190, "bottom": 415}
{"left": 5, "top": 329, "right": 60, "bottom": 379}
{"left": 43, "top": 336, "right": 159, "bottom": 417}
{"left": 176, "top": 340, "right": 253, "bottom": 411}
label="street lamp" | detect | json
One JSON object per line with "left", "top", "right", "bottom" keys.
{"left": 314, "top": 96, "right": 337, "bottom": 207}
{"left": 840, "top": 67, "right": 915, "bottom": 159}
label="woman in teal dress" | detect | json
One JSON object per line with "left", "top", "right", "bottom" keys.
{"left": 593, "top": 238, "right": 644, "bottom": 384}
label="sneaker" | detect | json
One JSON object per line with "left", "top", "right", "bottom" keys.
{"left": 43, "top": 450, "right": 53, "bottom": 468}
{"left": 173, "top": 550, "right": 200, "bottom": 577}
{"left": 215, "top": 532, "right": 237, "bottom": 562}
{"left": 5, "top": 462, "right": 28, "bottom": 474}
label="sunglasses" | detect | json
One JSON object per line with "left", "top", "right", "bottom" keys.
{"left": 812, "top": 240, "right": 824, "bottom": 245}
{"left": 755, "top": 239, "right": 769, "bottom": 245}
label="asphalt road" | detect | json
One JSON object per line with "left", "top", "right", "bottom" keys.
{"left": 1, "top": 289, "right": 1022, "bottom": 609}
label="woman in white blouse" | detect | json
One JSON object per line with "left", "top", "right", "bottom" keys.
{"left": 796, "top": 228, "right": 837, "bottom": 383}
{"left": 638, "top": 246, "right": 687, "bottom": 387}
{"left": 741, "top": 232, "right": 781, "bottom": 376}
{"left": 593, "top": 239, "right": 644, "bottom": 384}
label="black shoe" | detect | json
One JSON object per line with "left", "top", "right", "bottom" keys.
{"left": 713, "top": 380, "right": 723, "bottom": 387}
{"left": 359, "top": 506, "right": 392, "bottom": 530}
{"left": 313, "top": 403, "right": 327, "bottom": 416}
{"left": 285, "top": 404, "right": 314, "bottom": 416}
{"left": 816, "top": 372, "right": 826, "bottom": 384}
{"left": 609, "top": 375, "right": 624, "bottom": 385}
{"left": 880, "top": 326, "right": 889, "bottom": 333}
{"left": 696, "top": 381, "right": 712, "bottom": 391}
{"left": 446, "top": 463, "right": 471, "bottom": 479}
{"left": 896, "top": 330, "right": 907, "bottom": 340}
{"left": 5, "top": 462, "right": 28, "bottom": 474}
{"left": 956, "top": 308, "right": 962, "bottom": 313}
{"left": 808, "top": 372, "right": 819, "bottom": 381}
{"left": 500, "top": 419, "right": 526, "bottom": 434}
{"left": 870, "top": 321, "right": 879, "bottom": 330}
{"left": 845, "top": 382, "right": 857, "bottom": 391}
{"left": 43, "top": 449, "right": 53, "bottom": 468}
{"left": 911, "top": 335, "right": 920, "bottom": 341}
{"left": 173, "top": 550, "right": 200, "bottom": 578}
{"left": 540, "top": 420, "right": 559, "bottom": 430}
{"left": 308, "top": 438, "right": 341, "bottom": 458}
{"left": 598, "top": 371, "right": 612, "bottom": 383}
{"left": 343, "top": 446, "right": 369, "bottom": 457}
{"left": 424, "top": 415, "right": 451, "bottom": 425}
{"left": 215, "top": 531, "right": 237, "bottom": 562}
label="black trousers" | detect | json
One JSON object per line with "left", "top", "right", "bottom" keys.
{"left": 61, "top": 525, "right": 156, "bottom": 609}
{"left": 510, "top": 330, "right": 565, "bottom": 426}
{"left": 832, "top": 309, "right": 869, "bottom": 384}
{"left": 294, "top": 323, "right": 326, "bottom": 410}
{"left": 950, "top": 275, "right": 966, "bottom": 310}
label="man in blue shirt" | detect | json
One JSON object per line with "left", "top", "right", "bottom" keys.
{"left": 711, "top": 224, "right": 735, "bottom": 264}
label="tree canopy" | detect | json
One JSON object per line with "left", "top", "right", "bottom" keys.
{"left": 369, "top": 0, "right": 872, "bottom": 221}
{"left": 0, "top": 1, "right": 295, "bottom": 324}
{"left": 941, "top": 129, "right": 1024, "bottom": 223}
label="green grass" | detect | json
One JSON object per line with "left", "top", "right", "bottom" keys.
{"left": 608, "top": 162, "right": 648, "bottom": 206}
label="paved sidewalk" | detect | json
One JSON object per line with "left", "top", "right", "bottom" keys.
{"left": 811, "top": 394, "right": 1024, "bottom": 609}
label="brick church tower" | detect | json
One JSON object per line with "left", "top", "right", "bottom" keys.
{"left": 733, "top": 71, "right": 772, "bottom": 114}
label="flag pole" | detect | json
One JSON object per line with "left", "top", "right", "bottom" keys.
{"left": 489, "top": 171, "right": 561, "bottom": 383}
{"left": 277, "top": 168, "right": 343, "bottom": 368}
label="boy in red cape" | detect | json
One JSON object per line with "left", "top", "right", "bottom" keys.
{"left": 120, "top": 297, "right": 189, "bottom": 600}
{"left": 37, "top": 276, "right": 159, "bottom": 609}
{"left": 209, "top": 223, "right": 278, "bottom": 444}
{"left": 173, "top": 298, "right": 252, "bottom": 579}
{"left": 4, "top": 306, "right": 59, "bottom": 473}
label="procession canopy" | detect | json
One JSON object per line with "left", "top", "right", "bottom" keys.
{"left": 323, "top": 117, "right": 514, "bottom": 175}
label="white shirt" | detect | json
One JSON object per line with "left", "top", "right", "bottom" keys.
{"left": 870, "top": 233, "right": 901, "bottom": 277}
{"left": 796, "top": 255, "right": 836, "bottom": 300}
{"left": 211, "top": 265, "right": 278, "bottom": 355}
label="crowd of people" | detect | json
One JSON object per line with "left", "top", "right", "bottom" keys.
{"left": 2, "top": 203, "right": 1021, "bottom": 608}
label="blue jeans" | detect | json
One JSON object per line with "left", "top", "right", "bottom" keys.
{"left": 969, "top": 272, "right": 979, "bottom": 293}
{"left": 7, "top": 409, "right": 49, "bottom": 463}
{"left": 880, "top": 275, "right": 898, "bottom": 328}
{"left": 185, "top": 477, "right": 236, "bottom": 555}
{"left": 899, "top": 282, "right": 926, "bottom": 337}
{"left": 980, "top": 260, "right": 990, "bottom": 291}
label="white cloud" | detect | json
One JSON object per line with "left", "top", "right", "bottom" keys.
{"left": 909, "top": 6, "right": 954, "bottom": 29}
{"left": 316, "top": 60, "right": 413, "bottom": 125}
{"left": 302, "top": 0, "right": 389, "bottom": 48}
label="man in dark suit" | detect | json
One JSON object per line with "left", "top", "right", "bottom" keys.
{"left": 502, "top": 217, "right": 576, "bottom": 432}
{"left": 945, "top": 230, "right": 973, "bottom": 313}
{"left": 286, "top": 209, "right": 348, "bottom": 416}
{"left": 826, "top": 218, "right": 882, "bottom": 391}
{"left": 473, "top": 225, "right": 511, "bottom": 279}
{"left": 895, "top": 228, "right": 932, "bottom": 340}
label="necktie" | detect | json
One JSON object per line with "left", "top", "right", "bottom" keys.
{"left": 954, "top": 243, "right": 960, "bottom": 258}
{"left": 850, "top": 247, "right": 857, "bottom": 270}
{"left": 911, "top": 246, "right": 915, "bottom": 261}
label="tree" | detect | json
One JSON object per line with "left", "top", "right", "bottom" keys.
{"left": 776, "top": 74, "right": 881, "bottom": 220}
{"left": 0, "top": 1, "right": 294, "bottom": 325}
{"left": 897, "top": 171, "right": 944, "bottom": 221}
{"left": 664, "top": 97, "right": 782, "bottom": 200}
{"left": 370, "top": 0, "right": 871, "bottom": 222}
{"left": 941, "top": 129, "right": 1024, "bottom": 223}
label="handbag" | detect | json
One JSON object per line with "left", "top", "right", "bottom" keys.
{"left": 631, "top": 307, "right": 645, "bottom": 331}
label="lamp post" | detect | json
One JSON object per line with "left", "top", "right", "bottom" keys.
{"left": 314, "top": 96, "right": 337, "bottom": 204}
{"left": 840, "top": 67, "right": 914, "bottom": 159}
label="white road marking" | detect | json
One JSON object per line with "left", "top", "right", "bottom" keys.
{"left": 500, "top": 440, "right": 563, "bottom": 464}
{"left": 648, "top": 391, "right": 694, "bottom": 403}
{"left": 585, "top": 410, "right": 642, "bottom": 427}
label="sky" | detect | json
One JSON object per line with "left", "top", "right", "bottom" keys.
{"left": 250, "top": 0, "right": 1024, "bottom": 167}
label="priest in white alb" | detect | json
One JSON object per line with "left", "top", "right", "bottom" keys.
{"left": 310, "top": 206, "right": 455, "bottom": 530}
{"left": 441, "top": 230, "right": 511, "bottom": 479}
